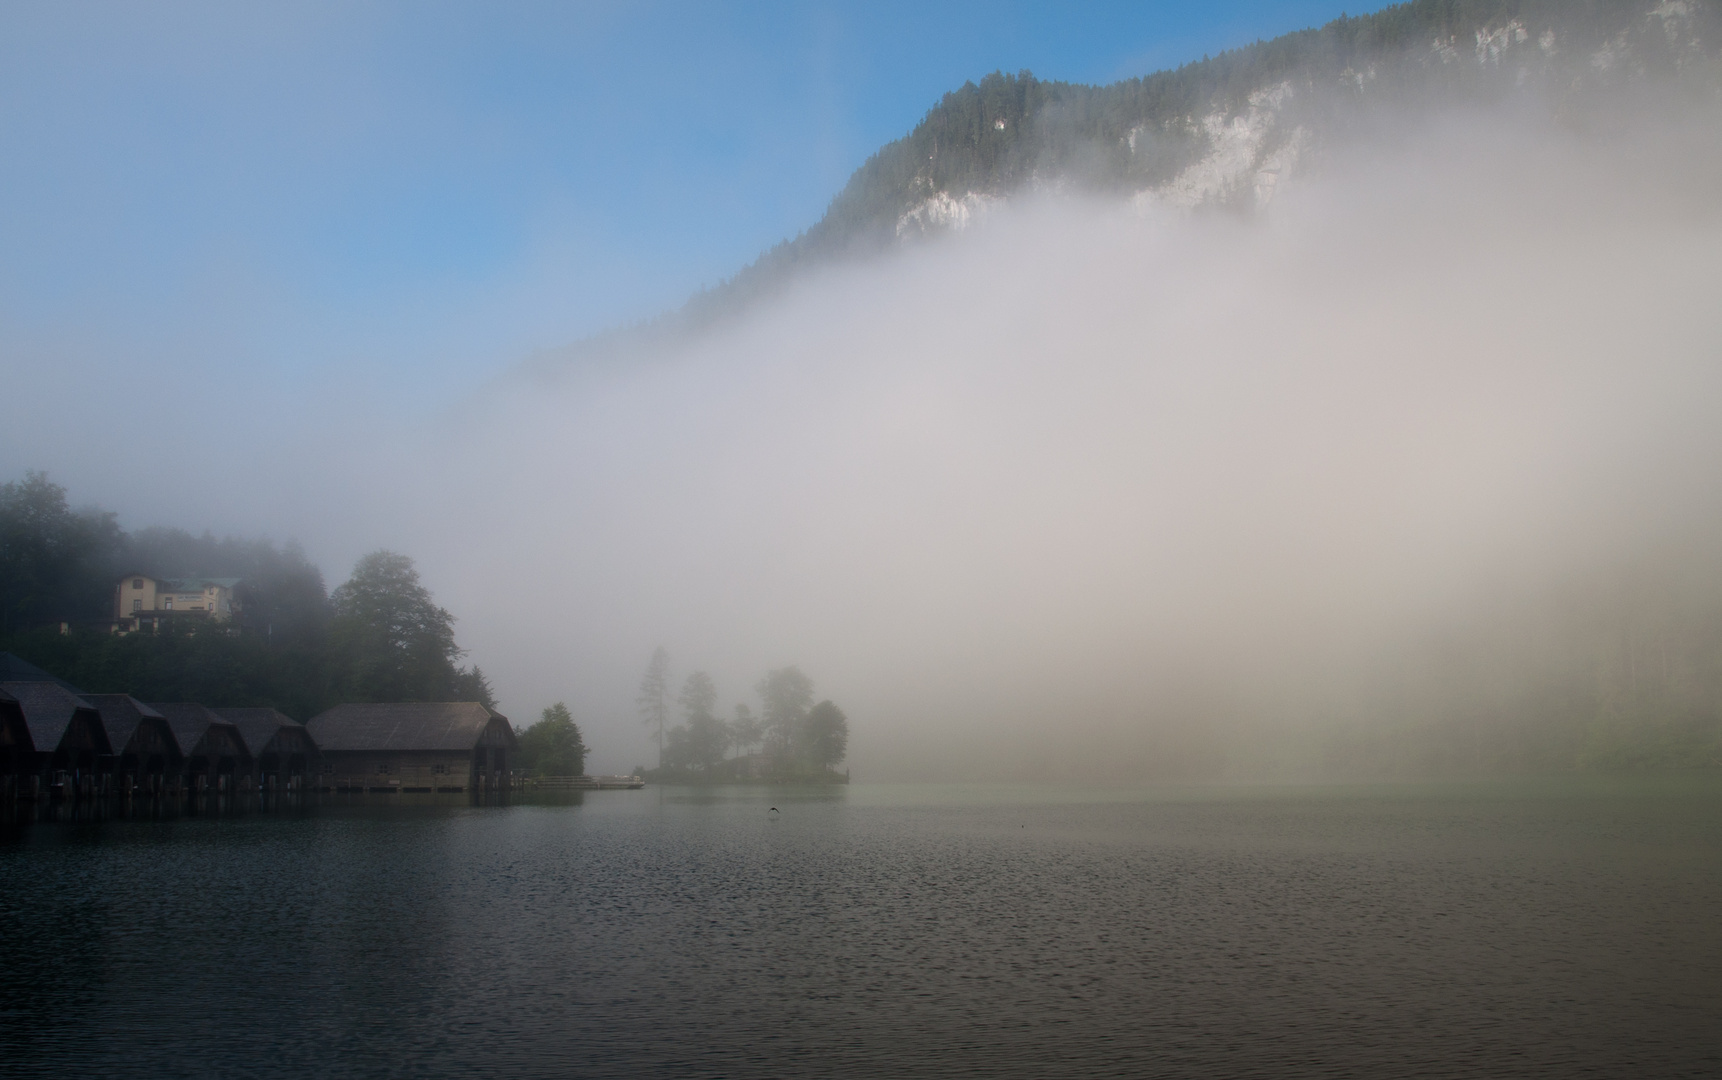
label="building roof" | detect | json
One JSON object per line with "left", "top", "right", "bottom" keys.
{"left": 306, "top": 702, "right": 513, "bottom": 752}
{"left": 214, "top": 708, "right": 313, "bottom": 757}
{"left": 0, "top": 652, "right": 82, "bottom": 692}
{"left": 81, "top": 694, "right": 175, "bottom": 756}
{"left": 116, "top": 575, "right": 241, "bottom": 593}
{"left": 163, "top": 577, "right": 242, "bottom": 591}
{"left": 0, "top": 681, "right": 107, "bottom": 754}
{"left": 148, "top": 703, "right": 248, "bottom": 762}
{"left": 0, "top": 687, "right": 34, "bottom": 754}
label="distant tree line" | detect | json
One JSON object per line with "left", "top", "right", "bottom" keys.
{"left": 1321, "top": 569, "right": 1722, "bottom": 775}
{"left": 638, "top": 650, "right": 849, "bottom": 782}
{"left": 0, "top": 471, "right": 493, "bottom": 719}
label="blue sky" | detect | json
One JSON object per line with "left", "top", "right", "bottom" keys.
{"left": 1, "top": 0, "right": 1362, "bottom": 410}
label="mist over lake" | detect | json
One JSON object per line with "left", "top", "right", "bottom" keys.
{"left": 8, "top": 4, "right": 1722, "bottom": 780}
{"left": 5, "top": 1, "right": 1722, "bottom": 1076}
{"left": 414, "top": 101, "right": 1722, "bottom": 782}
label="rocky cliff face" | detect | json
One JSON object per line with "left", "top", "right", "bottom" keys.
{"left": 881, "top": 1, "right": 1717, "bottom": 234}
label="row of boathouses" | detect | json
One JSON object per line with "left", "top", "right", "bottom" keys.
{"left": 0, "top": 657, "right": 517, "bottom": 799}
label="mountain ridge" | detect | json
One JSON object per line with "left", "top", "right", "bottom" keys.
{"left": 530, "top": 0, "right": 1719, "bottom": 376}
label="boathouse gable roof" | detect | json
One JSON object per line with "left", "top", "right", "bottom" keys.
{"left": 306, "top": 702, "right": 514, "bottom": 753}
{"left": 0, "top": 653, "right": 82, "bottom": 692}
{"left": 215, "top": 708, "right": 316, "bottom": 757}
{"left": 148, "top": 703, "right": 250, "bottom": 763}
{"left": 0, "top": 681, "right": 110, "bottom": 755}
{"left": 0, "top": 687, "right": 35, "bottom": 756}
{"left": 81, "top": 694, "right": 174, "bottom": 756}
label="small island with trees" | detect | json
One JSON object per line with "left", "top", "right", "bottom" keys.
{"left": 634, "top": 647, "right": 849, "bottom": 784}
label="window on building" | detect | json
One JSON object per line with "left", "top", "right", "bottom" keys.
{"left": 133, "top": 578, "right": 143, "bottom": 589}
{"left": 132, "top": 599, "right": 141, "bottom": 612}
{"left": 163, "top": 598, "right": 172, "bottom": 610}
{"left": 377, "top": 762, "right": 390, "bottom": 775}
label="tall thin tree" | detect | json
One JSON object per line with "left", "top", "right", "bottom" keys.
{"left": 756, "top": 665, "right": 814, "bottom": 766}
{"left": 636, "top": 646, "right": 671, "bottom": 767}
{"left": 679, "top": 671, "right": 728, "bottom": 772}
{"left": 731, "top": 702, "right": 762, "bottom": 758}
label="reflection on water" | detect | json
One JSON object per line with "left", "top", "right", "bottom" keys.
{"left": 0, "top": 788, "right": 530, "bottom": 825}
{"left": 1, "top": 779, "right": 1718, "bottom": 1079}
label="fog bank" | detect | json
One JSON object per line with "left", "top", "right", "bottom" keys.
{"left": 374, "top": 102, "right": 1716, "bottom": 778}
{"left": 15, "top": 97, "right": 1719, "bottom": 779}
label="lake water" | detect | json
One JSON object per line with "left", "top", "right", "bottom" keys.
{"left": 2, "top": 779, "right": 1718, "bottom": 1078}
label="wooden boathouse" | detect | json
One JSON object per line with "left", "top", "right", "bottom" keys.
{"left": 306, "top": 702, "right": 516, "bottom": 793}
{"left": 0, "top": 687, "right": 36, "bottom": 797}
{"left": 1, "top": 681, "right": 114, "bottom": 797}
{"left": 216, "top": 708, "right": 317, "bottom": 791}
{"left": 83, "top": 695, "right": 184, "bottom": 795}
{"left": 150, "top": 703, "right": 252, "bottom": 793}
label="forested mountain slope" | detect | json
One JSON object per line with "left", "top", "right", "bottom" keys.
{"left": 661, "top": 0, "right": 1718, "bottom": 327}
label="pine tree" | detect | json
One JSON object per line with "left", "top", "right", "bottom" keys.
{"left": 636, "top": 646, "right": 671, "bottom": 767}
